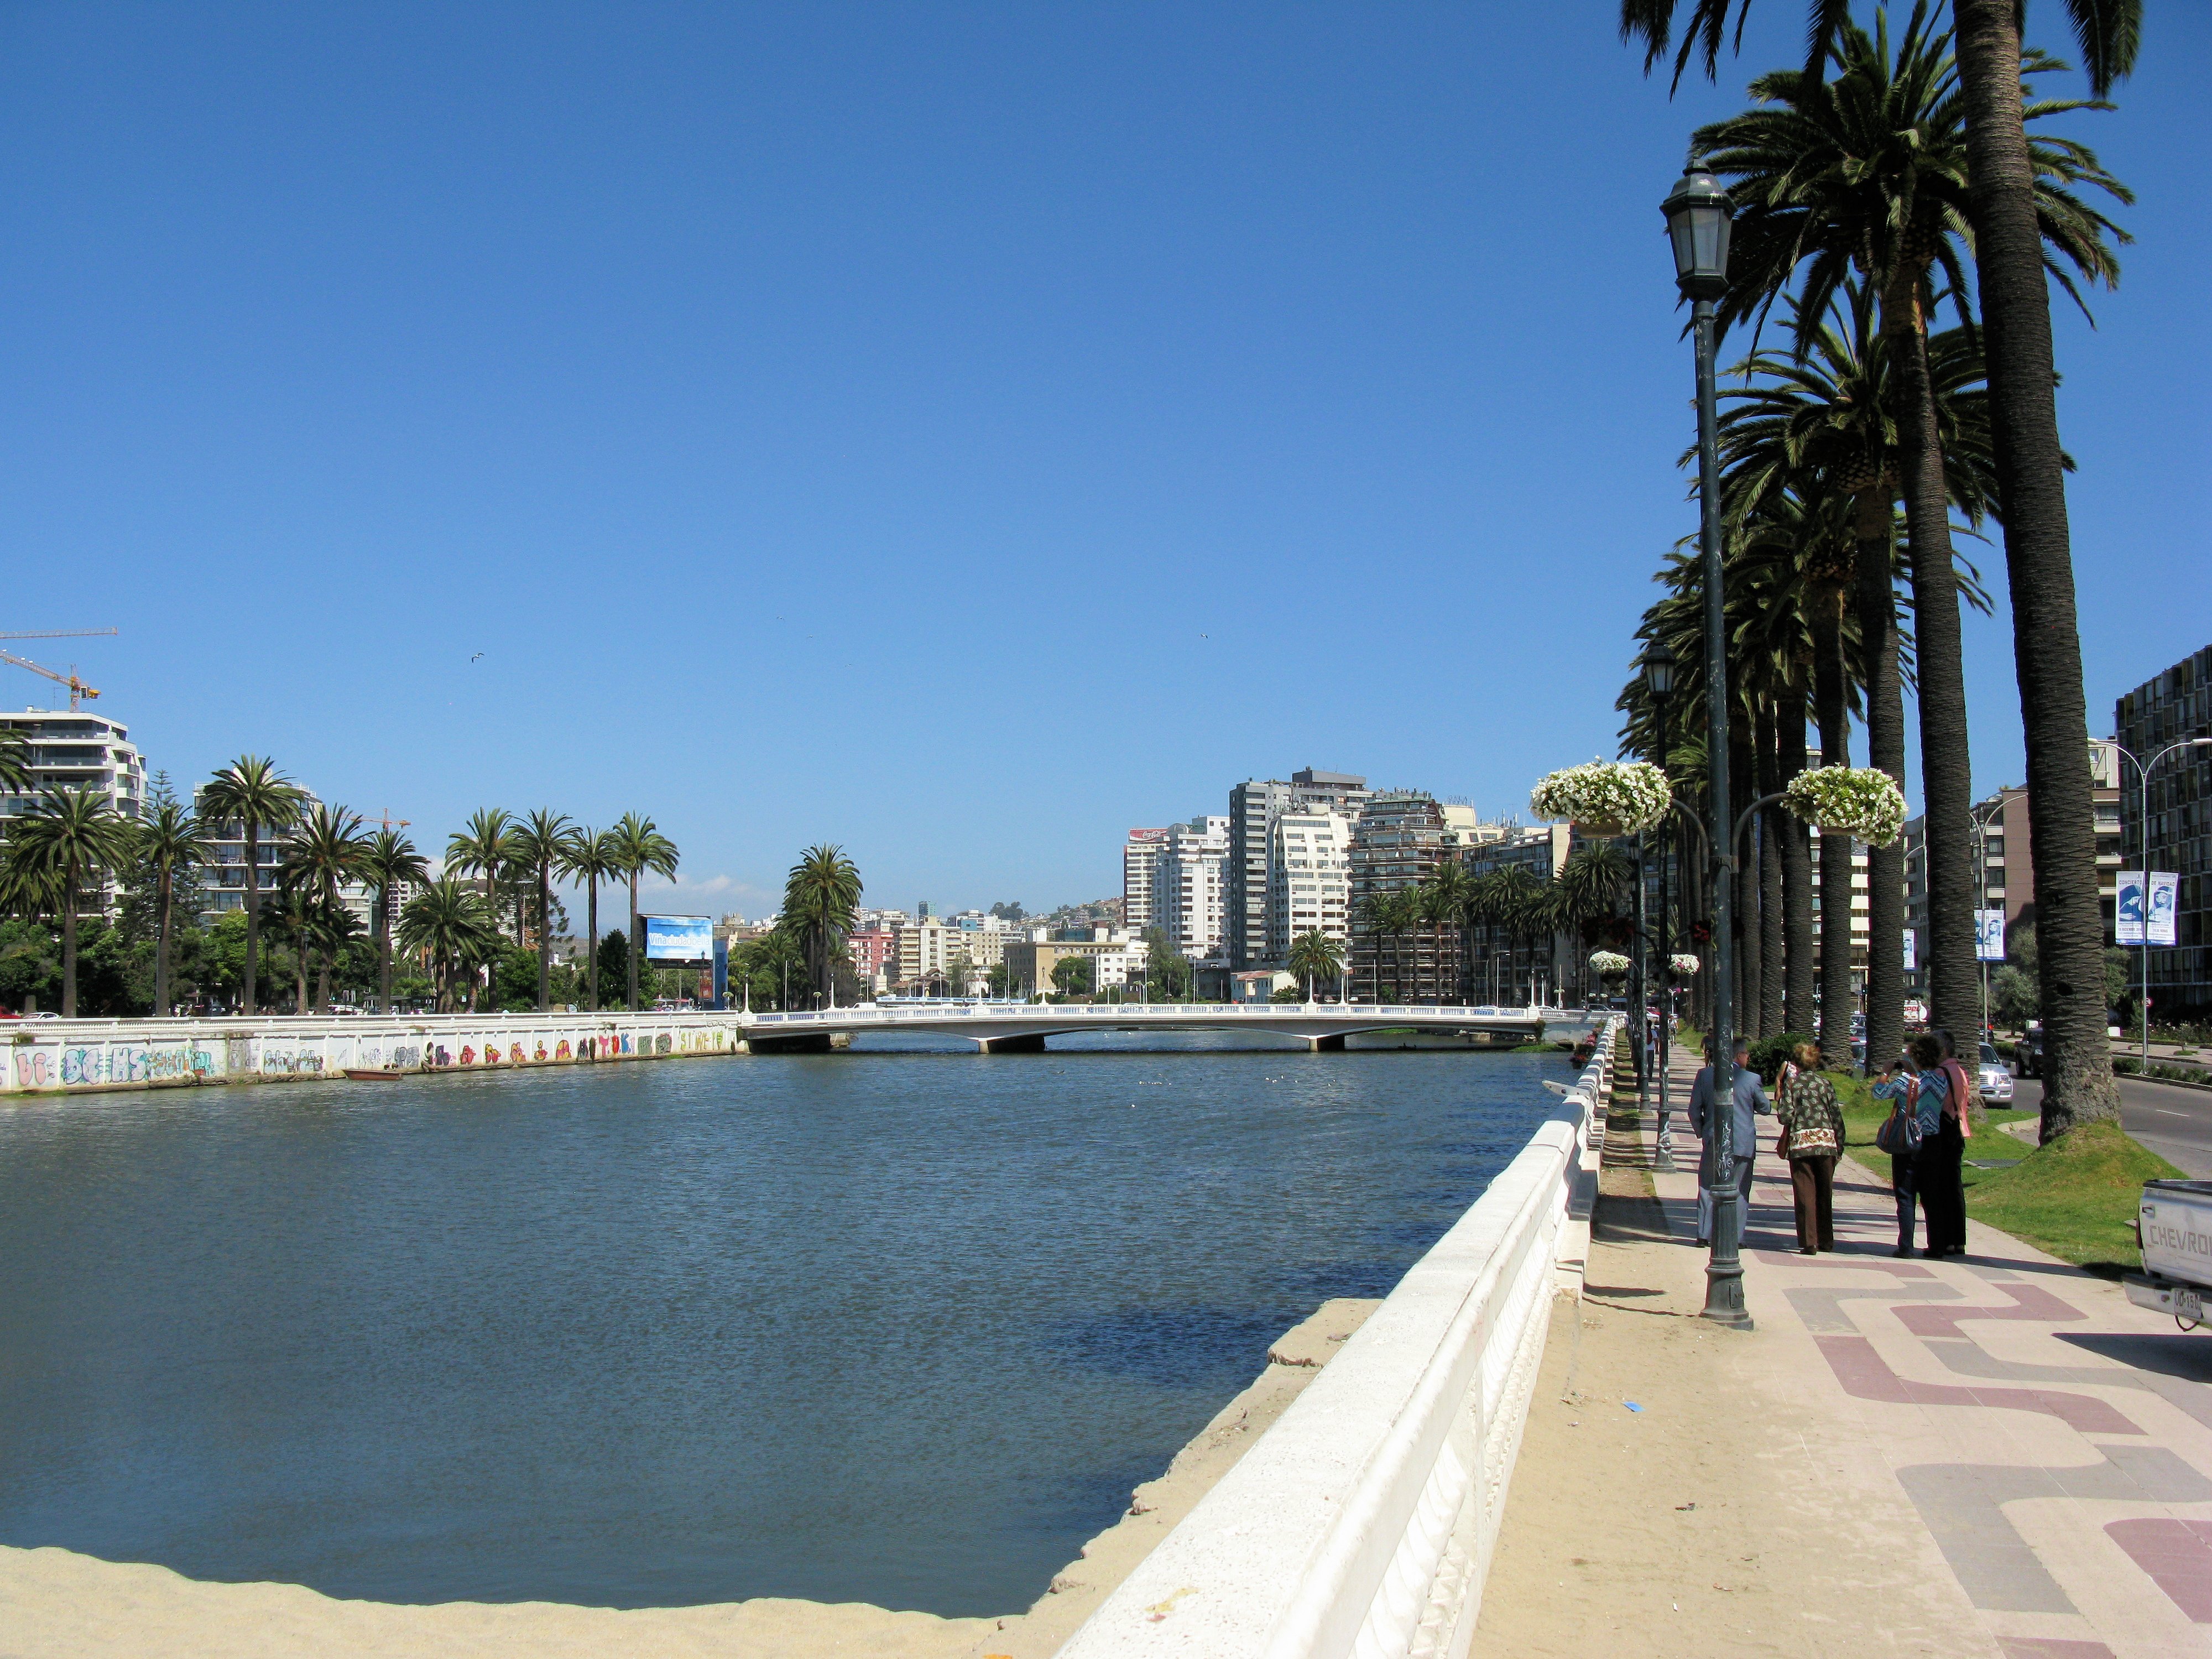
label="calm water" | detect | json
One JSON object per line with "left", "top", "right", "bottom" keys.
{"left": 0, "top": 1034, "right": 1569, "bottom": 1615}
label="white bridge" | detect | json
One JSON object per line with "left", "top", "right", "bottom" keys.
{"left": 739, "top": 1001, "right": 1582, "bottom": 1053}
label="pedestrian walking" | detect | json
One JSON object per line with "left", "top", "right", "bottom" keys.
{"left": 1773, "top": 1041, "right": 1843, "bottom": 1254}
{"left": 1871, "top": 1055, "right": 1923, "bottom": 1256}
{"left": 1689, "top": 1035, "right": 1772, "bottom": 1250}
{"left": 1875, "top": 1035, "right": 1964, "bottom": 1258}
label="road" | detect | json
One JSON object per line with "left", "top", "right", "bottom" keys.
{"left": 2011, "top": 1072, "right": 2212, "bottom": 1177}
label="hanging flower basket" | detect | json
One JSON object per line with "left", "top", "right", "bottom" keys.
{"left": 1670, "top": 953, "right": 1701, "bottom": 978}
{"left": 1530, "top": 759, "right": 1672, "bottom": 837}
{"left": 1782, "top": 765, "right": 1907, "bottom": 847}
{"left": 1588, "top": 951, "right": 1631, "bottom": 979}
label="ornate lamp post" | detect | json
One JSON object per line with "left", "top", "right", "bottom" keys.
{"left": 1644, "top": 641, "right": 1678, "bottom": 1170}
{"left": 1663, "top": 163, "right": 1748, "bottom": 1328}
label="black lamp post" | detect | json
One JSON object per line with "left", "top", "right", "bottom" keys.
{"left": 1643, "top": 641, "right": 1677, "bottom": 1171}
{"left": 1663, "top": 163, "right": 1749, "bottom": 1328}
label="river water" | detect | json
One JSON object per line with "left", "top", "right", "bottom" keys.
{"left": 0, "top": 1034, "right": 1572, "bottom": 1615}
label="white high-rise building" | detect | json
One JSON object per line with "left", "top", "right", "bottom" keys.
{"left": 1155, "top": 816, "right": 1229, "bottom": 959}
{"left": 1267, "top": 810, "right": 1353, "bottom": 962}
{"left": 1123, "top": 827, "right": 1168, "bottom": 931}
{"left": 0, "top": 708, "right": 150, "bottom": 916}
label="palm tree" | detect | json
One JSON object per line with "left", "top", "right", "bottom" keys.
{"left": 446, "top": 808, "right": 517, "bottom": 1010}
{"left": 199, "top": 757, "right": 307, "bottom": 1016}
{"left": 1556, "top": 844, "right": 1631, "bottom": 1006}
{"left": 556, "top": 827, "right": 621, "bottom": 1013}
{"left": 398, "top": 877, "right": 499, "bottom": 1013}
{"left": 505, "top": 809, "right": 574, "bottom": 1011}
{"left": 1620, "top": 0, "right": 2143, "bottom": 1136}
{"left": 361, "top": 830, "right": 430, "bottom": 1012}
{"left": 1286, "top": 928, "right": 1344, "bottom": 1002}
{"left": 782, "top": 843, "right": 862, "bottom": 1006}
{"left": 608, "top": 813, "right": 681, "bottom": 1011}
{"left": 1693, "top": 4, "right": 2127, "bottom": 1052}
{"left": 1498, "top": 868, "right": 1554, "bottom": 1008}
{"left": 1421, "top": 861, "right": 1477, "bottom": 1005}
{"left": 137, "top": 801, "right": 211, "bottom": 1016}
{"left": 5, "top": 789, "right": 133, "bottom": 1016}
{"left": 0, "top": 728, "right": 30, "bottom": 795}
{"left": 281, "top": 803, "right": 371, "bottom": 1014}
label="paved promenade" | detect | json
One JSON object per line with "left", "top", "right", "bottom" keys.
{"left": 1472, "top": 1046, "right": 2212, "bottom": 1659}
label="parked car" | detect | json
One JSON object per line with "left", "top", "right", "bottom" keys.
{"left": 2130, "top": 1180, "right": 2212, "bottom": 1329}
{"left": 1978, "top": 1042, "right": 2015, "bottom": 1104}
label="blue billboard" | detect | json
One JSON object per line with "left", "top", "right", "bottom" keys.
{"left": 641, "top": 914, "right": 713, "bottom": 966}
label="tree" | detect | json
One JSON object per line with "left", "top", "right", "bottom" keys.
{"left": 608, "top": 813, "right": 680, "bottom": 1011}
{"left": 1421, "top": 862, "right": 1477, "bottom": 1005}
{"left": 781, "top": 843, "right": 861, "bottom": 1007}
{"left": 556, "top": 827, "right": 620, "bottom": 1013}
{"left": 506, "top": 808, "right": 575, "bottom": 1011}
{"left": 199, "top": 756, "right": 306, "bottom": 1016}
{"left": 1051, "top": 954, "right": 1094, "bottom": 998}
{"left": 361, "top": 829, "right": 430, "bottom": 1012}
{"left": 0, "top": 727, "right": 29, "bottom": 794}
{"left": 398, "top": 877, "right": 498, "bottom": 1012}
{"left": 280, "top": 803, "right": 372, "bottom": 1014}
{"left": 1554, "top": 844, "right": 1631, "bottom": 1005}
{"left": 1618, "top": 0, "right": 2143, "bottom": 1144}
{"left": 1143, "top": 925, "right": 1193, "bottom": 1001}
{"left": 1287, "top": 928, "right": 1344, "bottom": 1001}
{"left": 135, "top": 800, "right": 210, "bottom": 1016}
{"left": 4, "top": 790, "right": 133, "bottom": 1016}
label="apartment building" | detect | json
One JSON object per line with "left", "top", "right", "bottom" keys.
{"left": 1462, "top": 824, "right": 1574, "bottom": 1006}
{"left": 1265, "top": 810, "right": 1353, "bottom": 964}
{"left": 1226, "top": 768, "right": 1370, "bottom": 969}
{"left": 1347, "top": 792, "right": 1459, "bottom": 1002}
{"left": 0, "top": 708, "right": 150, "bottom": 914}
{"left": 1155, "top": 816, "right": 1229, "bottom": 961}
{"left": 1001, "top": 926, "right": 1150, "bottom": 993}
{"left": 1122, "top": 827, "right": 1168, "bottom": 931}
{"left": 189, "top": 784, "right": 376, "bottom": 927}
{"left": 2117, "top": 648, "right": 2212, "bottom": 1014}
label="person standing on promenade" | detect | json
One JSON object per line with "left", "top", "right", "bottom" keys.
{"left": 1773, "top": 1041, "right": 1843, "bottom": 1254}
{"left": 1872, "top": 1054, "right": 1924, "bottom": 1256}
{"left": 1875, "top": 1035, "right": 1965, "bottom": 1258}
{"left": 1689, "top": 1035, "right": 1772, "bottom": 1249}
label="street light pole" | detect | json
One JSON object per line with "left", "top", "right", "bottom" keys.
{"left": 1663, "top": 163, "right": 1747, "bottom": 1328}
{"left": 2114, "top": 737, "right": 2212, "bottom": 1074}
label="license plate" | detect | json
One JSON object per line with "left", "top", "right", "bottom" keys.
{"left": 2182, "top": 1287, "right": 2204, "bottom": 1324}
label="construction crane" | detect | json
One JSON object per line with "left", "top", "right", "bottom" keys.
{"left": 0, "top": 629, "right": 117, "bottom": 711}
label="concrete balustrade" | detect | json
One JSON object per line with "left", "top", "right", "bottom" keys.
{"left": 1053, "top": 1018, "right": 1622, "bottom": 1659}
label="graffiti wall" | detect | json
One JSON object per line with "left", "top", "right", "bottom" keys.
{"left": 2, "top": 1015, "right": 742, "bottom": 1098}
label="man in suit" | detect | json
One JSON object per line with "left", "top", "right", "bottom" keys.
{"left": 1690, "top": 1035, "right": 1772, "bottom": 1249}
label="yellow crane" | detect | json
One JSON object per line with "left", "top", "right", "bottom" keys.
{"left": 0, "top": 629, "right": 116, "bottom": 710}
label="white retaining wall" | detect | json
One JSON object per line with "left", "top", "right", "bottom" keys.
{"left": 0, "top": 1011, "right": 745, "bottom": 1095}
{"left": 1055, "top": 1017, "right": 1621, "bottom": 1659}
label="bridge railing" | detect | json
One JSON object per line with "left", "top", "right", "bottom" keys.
{"left": 747, "top": 1003, "right": 1577, "bottom": 1025}
{"left": 1055, "top": 1016, "right": 1623, "bottom": 1658}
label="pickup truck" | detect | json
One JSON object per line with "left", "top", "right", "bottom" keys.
{"left": 2129, "top": 1180, "right": 2212, "bottom": 1328}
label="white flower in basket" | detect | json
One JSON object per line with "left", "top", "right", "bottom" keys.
{"left": 1588, "top": 951, "right": 1631, "bottom": 978}
{"left": 1781, "top": 765, "right": 1907, "bottom": 847}
{"left": 1530, "top": 759, "right": 1672, "bottom": 837}
{"left": 1669, "top": 953, "right": 1701, "bottom": 977}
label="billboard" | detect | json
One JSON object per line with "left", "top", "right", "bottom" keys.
{"left": 641, "top": 914, "right": 713, "bottom": 966}
{"left": 2115, "top": 873, "right": 2176, "bottom": 946}
{"left": 1976, "top": 909, "right": 2007, "bottom": 962}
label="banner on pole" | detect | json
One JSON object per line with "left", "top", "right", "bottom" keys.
{"left": 2117, "top": 872, "right": 2147, "bottom": 945}
{"left": 1903, "top": 929, "right": 1918, "bottom": 972}
{"left": 1976, "top": 909, "right": 2006, "bottom": 962}
{"left": 2150, "top": 870, "right": 2179, "bottom": 947}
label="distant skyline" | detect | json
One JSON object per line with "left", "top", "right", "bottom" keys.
{"left": 6, "top": 3, "right": 2204, "bottom": 916}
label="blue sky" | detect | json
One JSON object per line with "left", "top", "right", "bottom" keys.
{"left": 5, "top": 2, "right": 2205, "bottom": 917}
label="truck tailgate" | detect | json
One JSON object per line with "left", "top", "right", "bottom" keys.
{"left": 2141, "top": 1180, "right": 2212, "bottom": 1286}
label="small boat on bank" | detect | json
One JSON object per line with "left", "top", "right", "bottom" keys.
{"left": 343, "top": 1068, "right": 408, "bottom": 1081}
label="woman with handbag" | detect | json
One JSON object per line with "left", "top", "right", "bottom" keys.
{"left": 1775, "top": 1041, "right": 1844, "bottom": 1253}
{"left": 1872, "top": 1052, "right": 1929, "bottom": 1258}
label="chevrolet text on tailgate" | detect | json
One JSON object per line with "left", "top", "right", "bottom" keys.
{"left": 2129, "top": 1180, "right": 2212, "bottom": 1329}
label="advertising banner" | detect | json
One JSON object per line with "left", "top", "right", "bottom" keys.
{"left": 1903, "top": 930, "right": 1917, "bottom": 972}
{"left": 2149, "top": 870, "right": 2180, "bottom": 947}
{"left": 641, "top": 914, "right": 714, "bottom": 967}
{"left": 2116, "top": 872, "right": 2147, "bottom": 946}
{"left": 1976, "top": 909, "right": 2007, "bottom": 962}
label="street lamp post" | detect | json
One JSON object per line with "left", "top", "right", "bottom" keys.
{"left": 1663, "top": 163, "right": 1747, "bottom": 1328}
{"left": 2114, "top": 737, "right": 2212, "bottom": 1073}
{"left": 1645, "top": 641, "right": 1678, "bottom": 1170}
{"left": 1971, "top": 798, "right": 2004, "bottom": 1041}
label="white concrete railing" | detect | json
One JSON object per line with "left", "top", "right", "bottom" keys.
{"left": 749, "top": 1003, "right": 1583, "bottom": 1025}
{"left": 1055, "top": 1017, "right": 1622, "bottom": 1659}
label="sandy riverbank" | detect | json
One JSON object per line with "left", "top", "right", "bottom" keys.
{"left": 0, "top": 1300, "right": 1376, "bottom": 1659}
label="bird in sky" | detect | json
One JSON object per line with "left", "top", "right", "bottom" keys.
{"left": 470, "top": 653, "right": 483, "bottom": 662}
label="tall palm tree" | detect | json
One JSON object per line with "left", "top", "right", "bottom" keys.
{"left": 446, "top": 808, "right": 517, "bottom": 1009}
{"left": 506, "top": 809, "right": 575, "bottom": 1011}
{"left": 556, "top": 827, "right": 620, "bottom": 1013}
{"left": 282, "top": 803, "right": 371, "bottom": 1014}
{"left": 0, "top": 728, "right": 30, "bottom": 794}
{"left": 5, "top": 789, "right": 133, "bottom": 1016}
{"left": 1620, "top": 0, "right": 2143, "bottom": 1134}
{"left": 1693, "top": 3, "right": 2126, "bottom": 1052}
{"left": 1421, "top": 861, "right": 1477, "bottom": 1005}
{"left": 608, "top": 813, "right": 681, "bottom": 1011}
{"left": 137, "top": 801, "right": 211, "bottom": 1016}
{"left": 361, "top": 830, "right": 430, "bottom": 1012}
{"left": 782, "top": 843, "right": 862, "bottom": 1005}
{"left": 398, "top": 876, "right": 499, "bottom": 1013}
{"left": 1556, "top": 843, "right": 1631, "bottom": 1006}
{"left": 199, "top": 757, "right": 307, "bottom": 1016}
{"left": 1286, "top": 928, "right": 1344, "bottom": 1002}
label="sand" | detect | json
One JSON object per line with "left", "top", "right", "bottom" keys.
{"left": 0, "top": 1300, "right": 1377, "bottom": 1659}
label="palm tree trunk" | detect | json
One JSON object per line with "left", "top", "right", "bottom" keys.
{"left": 537, "top": 867, "right": 552, "bottom": 1011}
{"left": 1953, "top": 0, "right": 2119, "bottom": 1135}
{"left": 316, "top": 953, "right": 331, "bottom": 1014}
{"left": 61, "top": 879, "right": 78, "bottom": 1018}
{"left": 242, "top": 825, "right": 260, "bottom": 1016}
{"left": 627, "top": 876, "right": 640, "bottom": 1011}
{"left": 1813, "top": 593, "right": 1855, "bottom": 1068}
{"left": 155, "top": 870, "right": 173, "bottom": 1017}
{"left": 586, "top": 879, "right": 599, "bottom": 1014}
{"left": 1887, "top": 272, "right": 1980, "bottom": 1052}
{"left": 1757, "top": 705, "right": 1786, "bottom": 1040}
{"left": 1855, "top": 487, "right": 1908, "bottom": 1080}
{"left": 1779, "top": 685, "right": 1815, "bottom": 1037}
{"left": 1733, "top": 728, "right": 1761, "bottom": 1041}
{"left": 377, "top": 889, "right": 391, "bottom": 1014}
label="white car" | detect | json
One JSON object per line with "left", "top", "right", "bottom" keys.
{"left": 1978, "top": 1042, "right": 2015, "bottom": 1104}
